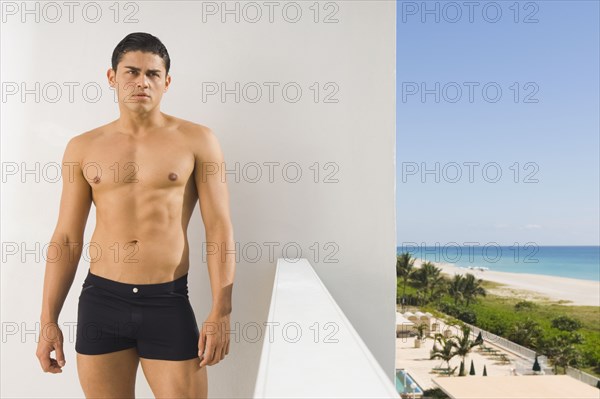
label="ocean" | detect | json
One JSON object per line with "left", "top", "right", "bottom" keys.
{"left": 396, "top": 245, "right": 600, "bottom": 282}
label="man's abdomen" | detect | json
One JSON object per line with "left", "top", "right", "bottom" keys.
{"left": 88, "top": 226, "right": 190, "bottom": 284}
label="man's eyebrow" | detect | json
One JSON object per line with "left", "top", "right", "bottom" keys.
{"left": 123, "top": 66, "right": 162, "bottom": 74}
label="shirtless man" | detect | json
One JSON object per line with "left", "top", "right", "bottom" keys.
{"left": 35, "top": 32, "right": 235, "bottom": 398}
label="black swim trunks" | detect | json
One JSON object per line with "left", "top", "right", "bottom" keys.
{"left": 75, "top": 269, "right": 200, "bottom": 360}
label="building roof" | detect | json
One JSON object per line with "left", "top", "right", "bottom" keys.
{"left": 433, "top": 375, "right": 599, "bottom": 399}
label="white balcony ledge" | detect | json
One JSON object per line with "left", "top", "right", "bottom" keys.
{"left": 253, "top": 258, "right": 398, "bottom": 398}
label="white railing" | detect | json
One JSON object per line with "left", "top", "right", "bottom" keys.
{"left": 566, "top": 366, "right": 600, "bottom": 388}
{"left": 462, "top": 322, "right": 535, "bottom": 357}
{"left": 464, "top": 324, "right": 600, "bottom": 387}
{"left": 445, "top": 321, "right": 552, "bottom": 375}
{"left": 253, "top": 258, "right": 399, "bottom": 398}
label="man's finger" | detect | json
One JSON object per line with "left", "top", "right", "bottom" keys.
{"left": 199, "top": 336, "right": 210, "bottom": 367}
{"left": 48, "top": 358, "right": 63, "bottom": 374}
{"left": 39, "top": 352, "right": 52, "bottom": 372}
{"left": 200, "top": 343, "right": 214, "bottom": 367}
{"left": 198, "top": 330, "right": 206, "bottom": 358}
{"left": 215, "top": 337, "right": 226, "bottom": 361}
{"left": 55, "top": 343, "right": 66, "bottom": 367}
{"left": 200, "top": 341, "right": 215, "bottom": 368}
{"left": 209, "top": 341, "right": 222, "bottom": 365}
{"left": 219, "top": 342, "right": 226, "bottom": 360}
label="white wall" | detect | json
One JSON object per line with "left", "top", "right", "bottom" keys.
{"left": 0, "top": 1, "right": 396, "bottom": 397}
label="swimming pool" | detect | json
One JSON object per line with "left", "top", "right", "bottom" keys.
{"left": 395, "top": 369, "right": 424, "bottom": 396}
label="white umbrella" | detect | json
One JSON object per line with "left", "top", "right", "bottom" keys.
{"left": 396, "top": 312, "right": 415, "bottom": 326}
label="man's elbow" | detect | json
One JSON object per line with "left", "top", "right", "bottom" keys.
{"left": 52, "top": 229, "right": 84, "bottom": 247}
{"left": 204, "top": 220, "right": 233, "bottom": 235}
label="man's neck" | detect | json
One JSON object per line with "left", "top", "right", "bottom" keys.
{"left": 117, "top": 109, "right": 167, "bottom": 136}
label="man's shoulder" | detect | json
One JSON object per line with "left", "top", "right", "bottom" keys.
{"left": 171, "top": 117, "right": 222, "bottom": 160}
{"left": 174, "top": 116, "right": 213, "bottom": 138}
{"left": 69, "top": 123, "right": 111, "bottom": 145}
{"left": 173, "top": 117, "right": 219, "bottom": 153}
{"left": 63, "top": 126, "right": 105, "bottom": 158}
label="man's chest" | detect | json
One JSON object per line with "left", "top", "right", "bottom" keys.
{"left": 81, "top": 134, "right": 195, "bottom": 190}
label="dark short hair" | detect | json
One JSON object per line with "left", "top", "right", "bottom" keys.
{"left": 111, "top": 32, "right": 171, "bottom": 75}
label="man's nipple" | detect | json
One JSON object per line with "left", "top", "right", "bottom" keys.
{"left": 92, "top": 176, "right": 101, "bottom": 184}
{"left": 168, "top": 172, "right": 178, "bottom": 181}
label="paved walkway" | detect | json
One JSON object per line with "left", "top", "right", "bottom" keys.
{"left": 395, "top": 313, "right": 523, "bottom": 391}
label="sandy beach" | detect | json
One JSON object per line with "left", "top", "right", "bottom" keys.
{"left": 413, "top": 258, "right": 600, "bottom": 306}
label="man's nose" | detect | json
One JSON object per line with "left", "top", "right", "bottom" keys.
{"left": 136, "top": 75, "right": 150, "bottom": 87}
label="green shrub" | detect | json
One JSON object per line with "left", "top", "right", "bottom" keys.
{"left": 515, "top": 300, "right": 537, "bottom": 311}
{"left": 423, "top": 388, "right": 450, "bottom": 399}
{"left": 438, "top": 302, "right": 477, "bottom": 324}
{"left": 478, "top": 314, "right": 508, "bottom": 336}
{"left": 551, "top": 315, "right": 582, "bottom": 332}
{"left": 458, "top": 308, "right": 477, "bottom": 324}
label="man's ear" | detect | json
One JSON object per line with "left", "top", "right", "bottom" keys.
{"left": 107, "top": 68, "right": 116, "bottom": 87}
{"left": 164, "top": 74, "right": 172, "bottom": 92}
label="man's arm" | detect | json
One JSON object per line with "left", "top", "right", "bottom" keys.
{"left": 37, "top": 135, "right": 92, "bottom": 373}
{"left": 41, "top": 135, "right": 92, "bottom": 321}
{"left": 192, "top": 127, "right": 235, "bottom": 317}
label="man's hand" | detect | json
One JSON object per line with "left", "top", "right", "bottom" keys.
{"left": 36, "top": 321, "right": 66, "bottom": 373}
{"left": 198, "top": 311, "right": 230, "bottom": 368}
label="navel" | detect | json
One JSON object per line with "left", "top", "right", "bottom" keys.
{"left": 168, "top": 172, "right": 178, "bottom": 181}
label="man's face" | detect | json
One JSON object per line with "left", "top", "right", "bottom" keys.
{"left": 107, "top": 50, "right": 171, "bottom": 112}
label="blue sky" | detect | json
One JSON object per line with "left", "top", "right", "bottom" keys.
{"left": 396, "top": 0, "right": 600, "bottom": 246}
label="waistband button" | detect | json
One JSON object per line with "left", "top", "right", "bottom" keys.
{"left": 133, "top": 287, "right": 138, "bottom": 293}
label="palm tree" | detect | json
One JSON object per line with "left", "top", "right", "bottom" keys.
{"left": 458, "top": 360, "right": 465, "bottom": 376}
{"left": 410, "top": 266, "right": 427, "bottom": 305}
{"left": 396, "top": 252, "right": 416, "bottom": 308}
{"left": 448, "top": 274, "right": 465, "bottom": 305}
{"left": 415, "top": 322, "right": 428, "bottom": 341}
{"left": 412, "top": 262, "right": 446, "bottom": 304}
{"left": 430, "top": 274, "right": 448, "bottom": 304}
{"left": 462, "top": 273, "right": 486, "bottom": 306}
{"left": 541, "top": 335, "right": 581, "bottom": 374}
{"left": 452, "top": 325, "right": 479, "bottom": 370}
{"left": 430, "top": 333, "right": 459, "bottom": 375}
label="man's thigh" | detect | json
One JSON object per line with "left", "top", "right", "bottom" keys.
{"left": 140, "top": 357, "right": 208, "bottom": 399}
{"left": 76, "top": 347, "right": 139, "bottom": 398}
